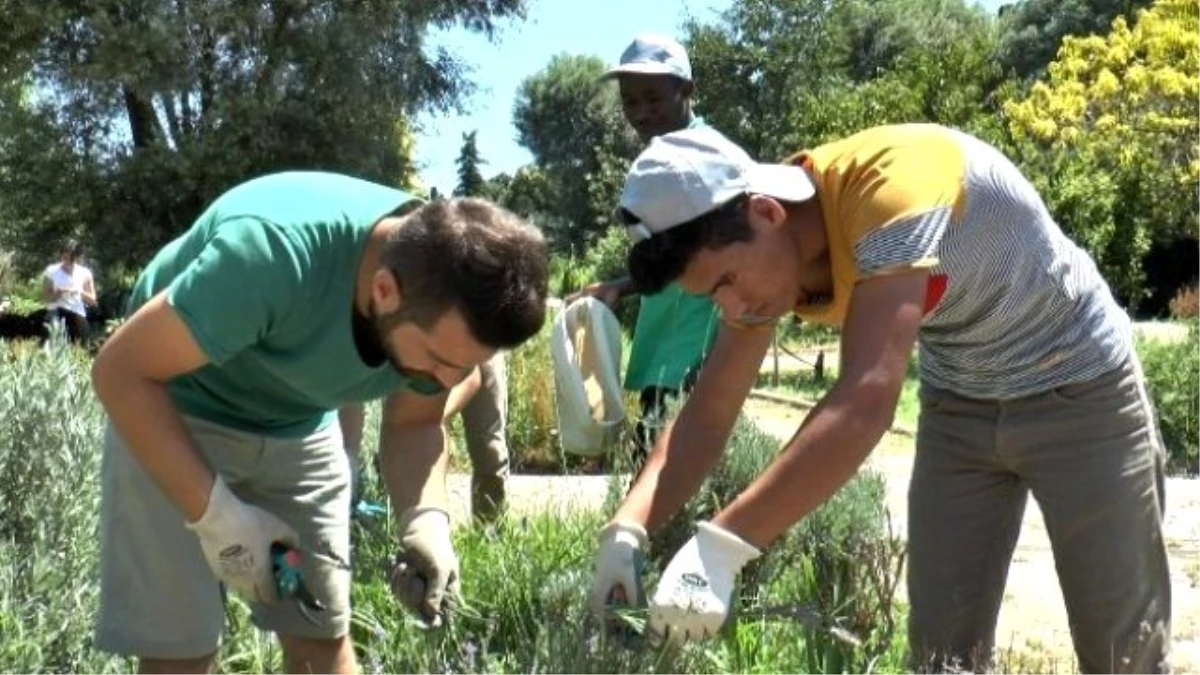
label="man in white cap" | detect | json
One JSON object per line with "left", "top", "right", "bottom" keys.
{"left": 572, "top": 33, "right": 721, "bottom": 471}
{"left": 588, "top": 124, "right": 1171, "bottom": 674}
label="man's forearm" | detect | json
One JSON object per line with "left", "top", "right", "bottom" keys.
{"left": 92, "top": 370, "right": 214, "bottom": 521}
{"left": 380, "top": 425, "right": 450, "bottom": 514}
{"left": 712, "top": 385, "right": 893, "bottom": 548}
{"left": 338, "top": 404, "right": 366, "bottom": 454}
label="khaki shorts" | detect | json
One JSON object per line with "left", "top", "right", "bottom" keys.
{"left": 95, "top": 415, "right": 353, "bottom": 660}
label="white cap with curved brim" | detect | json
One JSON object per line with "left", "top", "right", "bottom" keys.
{"left": 601, "top": 33, "right": 692, "bottom": 82}
{"left": 619, "top": 126, "right": 816, "bottom": 241}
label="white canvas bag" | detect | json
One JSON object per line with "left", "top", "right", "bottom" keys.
{"left": 550, "top": 297, "right": 626, "bottom": 457}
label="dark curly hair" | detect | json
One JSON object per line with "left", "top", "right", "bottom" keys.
{"left": 624, "top": 193, "right": 756, "bottom": 295}
{"left": 380, "top": 198, "right": 550, "bottom": 349}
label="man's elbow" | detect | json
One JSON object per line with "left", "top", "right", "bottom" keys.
{"left": 90, "top": 349, "right": 117, "bottom": 407}
{"left": 845, "top": 379, "right": 902, "bottom": 441}
{"left": 91, "top": 345, "right": 137, "bottom": 409}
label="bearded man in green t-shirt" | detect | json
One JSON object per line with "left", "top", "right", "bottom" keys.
{"left": 90, "top": 171, "right": 549, "bottom": 674}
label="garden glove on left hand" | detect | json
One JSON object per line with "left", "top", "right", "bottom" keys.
{"left": 649, "top": 521, "right": 761, "bottom": 646}
{"left": 390, "top": 506, "right": 460, "bottom": 628}
{"left": 589, "top": 520, "right": 649, "bottom": 630}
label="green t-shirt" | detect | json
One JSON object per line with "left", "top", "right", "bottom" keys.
{"left": 623, "top": 116, "right": 722, "bottom": 392}
{"left": 125, "top": 171, "right": 431, "bottom": 438}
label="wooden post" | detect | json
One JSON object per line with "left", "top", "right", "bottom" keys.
{"left": 772, "top": 327, "right": 780, "bottom": 388}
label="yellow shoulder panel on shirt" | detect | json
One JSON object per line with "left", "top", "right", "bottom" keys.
{"left": 786, "top": 124, "right": 967, "bottom": 246}
{"left": 782, "top": 124, "right": 967, "bottom": 327}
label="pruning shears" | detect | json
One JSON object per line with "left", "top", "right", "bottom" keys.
{"left": 270, "top": 541, "right": 337, "bottom": 626}
{"left": 353, "top": 499, "right": 387, "bottom": 519}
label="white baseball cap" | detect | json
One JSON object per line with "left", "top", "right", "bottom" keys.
{"left": 619, "top": 126, "right": 816, "bottom": 241}
{"left": 601, "top": 33, "right": 692, "bottom": 82}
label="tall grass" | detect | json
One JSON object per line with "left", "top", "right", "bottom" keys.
{"left": 503, "top": 320, "right": 561, "bottom": 471}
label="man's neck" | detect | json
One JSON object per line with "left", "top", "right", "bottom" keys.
{"left": 355, "top": 217, "right": 401, "bottom": 316}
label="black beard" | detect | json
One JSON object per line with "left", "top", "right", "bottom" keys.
{"left": 351, "top": 306, "right": 388, "bottom": 368}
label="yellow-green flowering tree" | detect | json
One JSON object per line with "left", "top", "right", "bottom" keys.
{"left": 1003, "top": 0, "right": 1199, "bottom": 308}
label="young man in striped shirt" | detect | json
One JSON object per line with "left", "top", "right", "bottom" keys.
{"left": 589, "top": 124, "right": 1171, "bottom": 673}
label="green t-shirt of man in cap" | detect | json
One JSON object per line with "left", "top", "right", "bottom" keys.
{"left": 573, "top": 33, "right": 721, "bottom": 458}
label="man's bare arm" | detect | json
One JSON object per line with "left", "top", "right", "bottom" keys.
{"left": 338, "top": 404, "right": 366, "bottom": 453}
{"left": 82, "top": 273, "right": 98, "bottom": 307}
{"left": 613, "top": 323, "right": 774, "bottom": 532}
{"left": 712, "top": 270, "right": 928, "bottom": 548}
{"left": 91, "top": 292, "right": 215, "bottom": 520}
{"left": 378, "top": 387, "right": 453, "bottom": 516}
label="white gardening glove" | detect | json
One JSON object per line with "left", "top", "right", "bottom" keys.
{"left": 390, "top": 506, "right": 460, "bottom": 628}
{"left": 649, "top": 521, "right": 762, "bottom": 646}
{"left": 589, "top": 520, "right": 649, "bottom": 629}
{"left": 185, "top": 475, "right": 299, "bottom": 604}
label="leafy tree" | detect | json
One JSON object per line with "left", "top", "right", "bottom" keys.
{"left": 683, "top": 0, "right": 845, "bottom": 160}
{"left": 512, "top": 53, "right": 640, "bottom": 252}
{"left": 454, "top": 130, "right": 486, "bottom": 197}
{"left": 828, "top": 0, "right": 993, "bottom": 81}
{"left": 0, "top": 0, "right": 527, "bottom": 290}
{"left": 1003, "top": 0, "right": 1199, "bottom": 308}
{"left": 996, "top": 0, "right": 1156, "bottom": 80}
{"left": 683, "top": 0, "right": 998, "bottom": 160}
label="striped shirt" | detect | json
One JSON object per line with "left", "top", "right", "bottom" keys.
{"left": 788, "top": 124, "right": 1131, "bottom": 400}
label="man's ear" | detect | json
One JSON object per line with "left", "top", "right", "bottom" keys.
{"left": 680, "top": 79, "right": 696, "bottom": 100}
{"left": 747, "top": 194, "right": 788, "bottom": 230}
{"left": 371, "top": 268, "right": 404, "bottom": 314}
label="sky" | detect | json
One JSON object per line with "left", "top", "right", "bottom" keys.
{"left": 413, "top": 0, "right": 1009, "bottom": 197}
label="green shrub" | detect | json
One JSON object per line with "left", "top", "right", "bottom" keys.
{"left": 343, "top": 508, "right": 906, "bottom": 674}
{"left": 500, "top": 321, "right": 561, "bottom": 472}
{"left": 643, "top": 405, "right": 906, "bottom": 671}
{"left": 1137, "top": 319, "right": 1199, "bottom": 475}
{"left": 0, "top": 334, "right": 127, "bottom": 673}
{"left": 548, "top": 253, "right": 593, "bottom": 299}
{"left": 0, "top": 335, "right": 908, "bottom": 674}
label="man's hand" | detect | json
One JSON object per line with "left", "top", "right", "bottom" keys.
{"left": 185, "top": 475, "right": 299, "bottom": 603}
{"left": 566, "top": 280, "right": 623, "bottom": 309}
{"left": 390, "top": 506, "right": 460, "bottom": 627}
{"left": 589, "top": 520, "right": 649, "bottom": 629}
{"left": 649, "top": 521, "right": 761, "bottom": 646}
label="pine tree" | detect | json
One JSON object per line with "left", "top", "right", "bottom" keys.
{"left": 454, "top": 130, "right": 486, "bottom": 197}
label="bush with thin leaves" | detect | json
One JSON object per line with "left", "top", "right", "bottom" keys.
{"left": 643, "top": 405, "right": 906, "bottom": 672}
{"left": 0, "top": 330, "right": 909, "bottom": 674}
{"left": 0, "top": 331, "right": 125, "bottom": 673}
